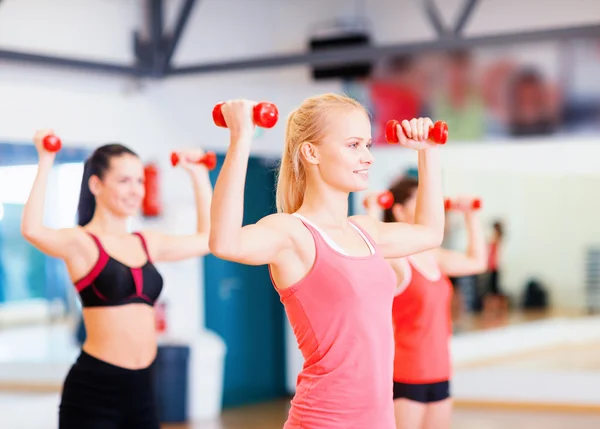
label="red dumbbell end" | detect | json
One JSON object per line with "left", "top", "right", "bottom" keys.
{"left": 253, "top": 102, "right": 279, "bottom": 129}
{"left": 170, "top": 152, "right": 180, "bottom": 167}
{"left": 43, "top": 135, "right": 62, "bottom": 152}
{"left": 378, "top": 191, "right": 395, "bottom": 210}
{"left": 203, "top": 152, "right": 217, "bottom": 170}
{"left": 212, "top": 102, "right": 227, "bottom": 128}
{"left": 385, "top": 120, "right": 400, "bottom": 144}
{"left": 430, "top": 121, "right": 449, "bottom": 144}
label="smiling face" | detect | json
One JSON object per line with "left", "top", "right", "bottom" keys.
{"left": 275, "top": 93, "right": 373, "bottom": 214}
{"left": 89, "top": 153, "right": 145, "bottom": 218}
{"left": 302, "top": 106, "right": 373, "bottom": 193}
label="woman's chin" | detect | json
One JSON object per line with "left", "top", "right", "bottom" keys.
{"left": 350, "top": 177, "right": 369, "bottom": 192}
{"left": 117, "top": 207, "right": 138, "bottom": 219}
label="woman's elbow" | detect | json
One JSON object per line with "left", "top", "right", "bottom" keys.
{"left": 208, "top": 234, "right": 234, "bottom": 260}
{"left": 208, "top": 234, "right": 222, "bottom": 256}
{"left": 20, "top": 223, "right": 37, "bottom": 242}
{"left": 431, "top": 229, "right": 444, "bottom": 249}
{"left": 419, "top": 233, "right": 443, "bottom": 254}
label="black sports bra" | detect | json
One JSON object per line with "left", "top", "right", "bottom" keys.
{"left": 74, "top": 232, "right": 163, "bottom": 308}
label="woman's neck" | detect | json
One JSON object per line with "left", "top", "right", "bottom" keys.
{"left": 86, "top": 208, "right": 130, "bottom": 235}
{"left": 297, "top": 180, "right": 350, "bottom": 228}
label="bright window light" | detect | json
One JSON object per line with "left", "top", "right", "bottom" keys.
{"left": 0, "top": 163, "right": 84, "bottom": 228}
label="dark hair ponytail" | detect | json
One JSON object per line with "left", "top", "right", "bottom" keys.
{"left": 382, "top": 176, "right": 419, "bottom": 223}
{"left": 77, "top": 159, "right": 96, "bottom": 226}
{"left": 76, "top": 144, "right": 138, "bottom": 227}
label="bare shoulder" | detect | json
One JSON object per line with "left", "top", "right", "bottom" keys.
{"left": 349, "top": 214, "right": 379, "bottom": 238}
{"left": 257, "top": 212, "right": 298, "bottom": 229}
{"left": 264, "top": 213, "right": 316, "bottom": 288}
{"left": 134, "top": 228, "right": 161, "bottom": 249}
{"left": 69, "top": 226, "right": 96, "bottom": 247}
{"left": 60, "top": 226, "right": 100, "bottom": 264}
{"left": 136, "top": 228, "right": 165, "bottom": 243}
{"left": 257, "top": 212, "right": 311, "bottom": 242}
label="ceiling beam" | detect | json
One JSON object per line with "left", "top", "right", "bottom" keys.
{"left": 150, "top": 0, "right": 165, "bottom": 75}
{"left": 453, "top": 0, "right": 480, "bottom": 35}
{"left": 162, "top": 0, "right": 198, "bottom": 74}
{"left": 168, "top": 23, "right": 600, "bottom": 76}
{"left": 422, "top": 0, "right": 448, "bottom": 36}
{"left": 0, "top": 49, "right": 142, "bottom": 76}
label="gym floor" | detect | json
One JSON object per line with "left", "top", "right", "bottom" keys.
{"left": 161, "top": 399, "right": 600, "bottom": 429}
{"left": 169, "top": 309, "right": 600, "bottom": 429}
{"left": 2, "top": 310, "right": 599, "bottom": 428}
{"left": 2, "top": 393, "right": 597, "bottom": 429}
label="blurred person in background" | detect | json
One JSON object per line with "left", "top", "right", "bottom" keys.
{"left": 369, "top": 55, "right": 429, "bottom": 143}
{"left": 366, "top": 176, "right": 487, "bottom": 429}
{"left": 432, "top": 50, "right": 486, "bottom": 142}
{"left": 507, "top": 68, "right": 561, "bottom": 136}
{"left": 482, "top": 220, "right": 510, "bottom": 319}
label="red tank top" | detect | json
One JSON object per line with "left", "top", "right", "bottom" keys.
{"left": 271, "top": 217, "right": 397, "bottom": 429}
{"left": 392, "top": 258, "right": 453, "bottom": 383}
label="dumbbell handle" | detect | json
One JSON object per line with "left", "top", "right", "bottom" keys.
{"left": 212, "top": 102, "right": 279, "bottom": 129}
{"left": 385, "top": 120, "right": 448, "bottom": 145}
{"left": 170, "top": 152, "right": 217, "bottom": 170}
{"left": 444, "top": 198, "right": 481, "bottom": 211}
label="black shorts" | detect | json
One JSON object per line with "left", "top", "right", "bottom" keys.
{"left": 393, "top": 380, "right": 450, "bottom": 403}
{"left": 59, "top": 350, "right": 160, "bottom": 429}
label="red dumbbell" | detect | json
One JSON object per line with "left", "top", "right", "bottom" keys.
{"left": 444, "top": 198, "right": 482, "bottom": 211}
{"left": 170, "top": 152, "right": 217, "bottom": 170}
{"left": 363, "top": 191, "right": 395, "bottom": 210}
{"left": 43, "top": 134, "right": 62, "bottom": 152}
{"left": 212, "top": 102, "right": 279, "bottom": 129}
{"left": 385, "top": 120, "right": 448, "bottom": 145}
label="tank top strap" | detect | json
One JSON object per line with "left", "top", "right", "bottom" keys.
{"left": 132, "top": 232, "right": 152, "bottom": 262}
{"left": 76, "top": 232, "right": 110, "bottom": 292}
{"left": 291, "top": 213, "right": 328, "bottom": 248}
{"left": 85, "top": 232, "right": 107, "bottom": 256}
{"left": 347, "top": 218, "right": 377, "bottom": 253}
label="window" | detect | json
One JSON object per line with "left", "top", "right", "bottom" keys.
{"left": 0, "top": 163, "right": 84, "bottom": 304}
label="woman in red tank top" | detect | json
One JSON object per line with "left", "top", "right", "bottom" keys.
{"left": 209, "top": 95, "right": 447, "bottom": 429}
{"left": 367, "top": 176, "right": 487, "bottom": 429}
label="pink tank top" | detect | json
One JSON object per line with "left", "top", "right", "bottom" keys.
{"left": 271, "top": 217, "right": 397, "bottom": 429}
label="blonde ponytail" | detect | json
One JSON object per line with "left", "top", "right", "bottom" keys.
{"left": 275, "top": 93, "right": 366, "bottom": 214}
{"left": 276, "top": 110, "right": 305, "bottom": 213}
